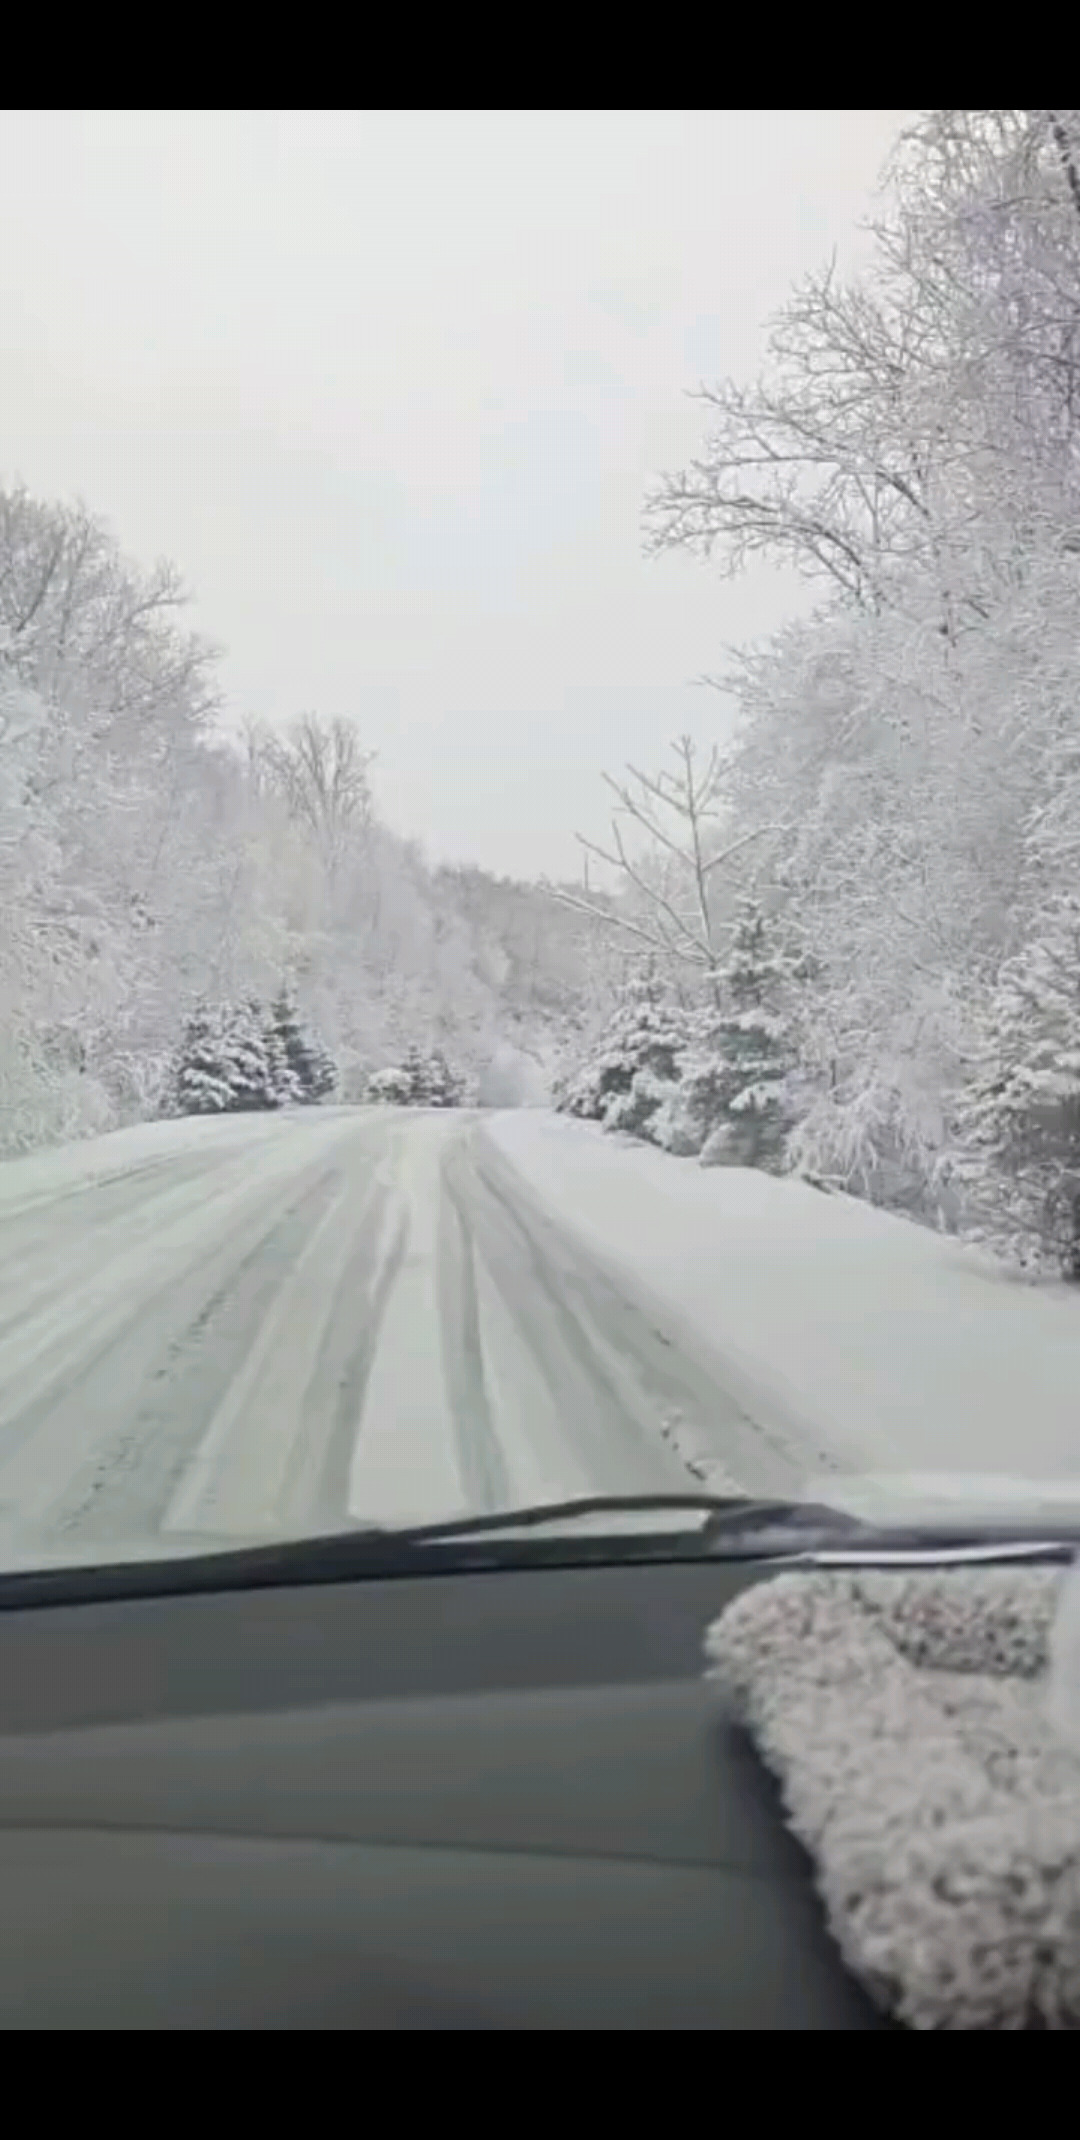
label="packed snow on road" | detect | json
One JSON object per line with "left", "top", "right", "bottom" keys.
{"left": 1, "top": 1103, "right": 1079, "bottom": 1566}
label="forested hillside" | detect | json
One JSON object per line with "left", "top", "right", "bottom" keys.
{"left": 0, "top": 483, "right": 608, "bottom": 1151}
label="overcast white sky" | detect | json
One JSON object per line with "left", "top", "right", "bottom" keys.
{"left": 0, "top": 111, "right": 912, "bottom": 878}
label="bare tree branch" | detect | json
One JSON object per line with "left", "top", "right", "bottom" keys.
{"left": 577, "top": 829, "right": 706, "bottom": 961}
{"left": 543, "top": 883, "right": 710, "bottom": 967}
{"left": 700, "top": 821, "right": 792, "bottom": 876}
{"left": 554, "top": 736, "right": 784, "bottom": 997}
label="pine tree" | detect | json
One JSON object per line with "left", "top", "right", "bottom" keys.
{"left": 367, "top": 1064, "right": 412, "bottom": 1104}
{"left": 661, "top": 903, "right": 798, "bottom": 1170}
{"left": 269, "top": 987, "right": 336, "bottom": 1104}
{"left": 422, "top": 1048, "right": 462, "bottom": 1108}
{"left": 253, "top": 998, "right": 295, "bottom": 1104}
{"left": 423, "top": 1050, "right": 449, "bottom": 1107}
{"left": 268, "top": 988, "right": 308, "bottom": 1100}
{"left": 304, "top": 1031, "right": 337, "bottom": 1102}
{"left": 951, "top": 899, "right": 1080, "bottom": 1276}
{"left": 557, "top": 965, "right": 687, "bottom": 1140}
{"left": 400, "top": 1043, "right": 430, "bottom": 1105}
{"left": 166, "top": 1004, "right": 238, "bottom": 1116}
{"left": 221, "top": 999, "right": 280, "bottom": 1111}
{"left": 367, "top": 1046, "right": 450, "bottom": 1107}
{"left": 649, "top": 998, "right": 720, "bottom": 1156}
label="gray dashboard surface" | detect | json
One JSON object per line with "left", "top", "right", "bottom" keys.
{"left": 0, "top": 1556, "right": 886, "bottom": 2029}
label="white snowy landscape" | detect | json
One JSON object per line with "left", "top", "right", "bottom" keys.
{"left": 6, "top": 109, "right": 1080, "bottom": 1557}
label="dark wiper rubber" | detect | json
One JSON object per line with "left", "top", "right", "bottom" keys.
{"left": 378, "top": 1491, "right": 775, "bottom": 1544}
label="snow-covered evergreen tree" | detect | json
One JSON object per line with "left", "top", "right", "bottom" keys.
{"left": 422, "top": 1048, "right": 462, "bottom": 1108}
{"left": 557, "top": 965, "right": 687, "bottom": 1139}
{"left": 365, "top": 1045, "right": 464, "bottom": 1107}
{"left": 399, "top": 1043, "right": 430, "bottom": 1104}
{"left": 303, "top": 1031, "right": 337, "bottom": 1102}
{"left": 219, "top": 999, "right": 281, "bottom": 1111}
{"left": 648, "top": 1013, "right": 717, "bottom": 1157}
{"left": 166, "top": 1005, "right": 237, "bottom": 1116}
{"left": 950, "top": 900, "right": 1080, "bottom": 1277}
{"left": 253, "top": 998, "right": 295, "bottom": 1104}
{"left": 269, "top": 988, "right": 336, "bottom": 1104}
{"left": 656, "top": 903, "right": 799, "bottom": 1169}
{"left": 367, "top": 1064, "right": 413, "bottom": 1104}
{"left": 166, "top": 1000, "right": 282, "bottom": 1116}
{"left": 269, "top": 988, "right": 309, "bottom": 1101}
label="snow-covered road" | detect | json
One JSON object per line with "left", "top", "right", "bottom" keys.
{"left": 0, "top": 1108, "right": 802, "bottom": 1564}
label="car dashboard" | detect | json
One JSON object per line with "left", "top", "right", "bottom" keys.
{"left": 0, "top": 1551, "right": 886, "bottom": 2028}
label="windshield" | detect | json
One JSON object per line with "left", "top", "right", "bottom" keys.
{"left": 5, "top": 109, "right": 1080, "bottom": 1578}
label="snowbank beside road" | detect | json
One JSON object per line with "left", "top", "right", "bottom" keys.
{"left": 0, "top": 1108, "right": 365, "bottom": 1218}
{"left": 484, "top": 1111, "right": 1080, "bottom": 1485}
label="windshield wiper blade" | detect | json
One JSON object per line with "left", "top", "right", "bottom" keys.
{"left": 0, "top": 1493, "right": 805, "bottom": 1608}
{"left": 378, "top": 1490, "right": 768, "bottom": 1545}
{"left": 397, "top": 1498, "right": 1080, "bottom": 1564}
{"left": 1, "top": 1494, "right": 1073, "bottom": 1611}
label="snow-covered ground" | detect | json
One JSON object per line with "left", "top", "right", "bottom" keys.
{"left": 0, "top": 1106, "right": 718, "bottom": 1566}
{"left": 0, "top": 1107, "right": 346, "bottom": 1220}
{"left": 487, "top": 1111, "right": 1080, "bottom": 1489}
{"left": 3, "top": 1100, "right": 1080, "bottom": 1573}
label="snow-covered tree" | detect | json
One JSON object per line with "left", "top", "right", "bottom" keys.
{"left": 268, "top": 988, "right": 336, "bottom": 1104}
{"left": 166, "top": 999, "right": 283, "bottom": 1117}
{"left": 251, "top": 716, "right": 374, "bottom": 883}
{"left": 0, "top": 485, "right": 219, "bottom": 740}
{"left": 950, "top": 901, "right": 1080, "bottom": 1276}
{"left": 223, "top": 999, "right": 281, "bottom": 1112}
{"left": 557, "top": 965, "right": 687, "bottom": 1139}
{"left": 303, "top": 1030, "right": 337, "bottom": 1103}
{"left": 652, "top": 903, "right": 800, "bottom": 1168}
{"left": 365, "top": 1045, "right": 464, "bottom": 1108}
{"left": 399, "top": 1044, "right": 430, "bottom": 1104}
{"left": 421, "top": 1048, "right": 463, "bottom": 1108}
{"left": 257, "top": 997, "right": 295, "bottom": 1104}
{"left": 166, "top": 1005, "right": 237, "bottom": 1117}
{"left": 367, "top": 1064, "right": 413, "bottom": 1105}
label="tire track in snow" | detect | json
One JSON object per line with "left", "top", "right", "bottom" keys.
{"left": 462, "top": 1128, "right": 806, "bottom": 1498}
{"left": 0, "top": 1150, "right": 330, "bottom": 1441}
{"left": 0, "top": 1147, "right": 262, "bottom": 1343}
{"left": 0, "top": 1114, "right": 377, "bottom": 1552}
{"left": 161, "top": 1132, "right": 403, "bottom": 1540}
{"left": 33, "top": 1168, "right": 347, "bottom": 1549}
{"left": 279, "top": 1177, "right": 407, "bottom": 1530}
{"left": 344, "top": 1118, "right": 482, "bottom": 1526}
{"left": 440, "top": 1134, "right": 688, "bottom": 1498}
{"left": 435, "top": 1171, "right": 512, "bottom": 1512}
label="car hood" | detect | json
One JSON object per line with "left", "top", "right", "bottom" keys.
{"left": 798, "top": 1471, "right": 1080, "bottom": 1531}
